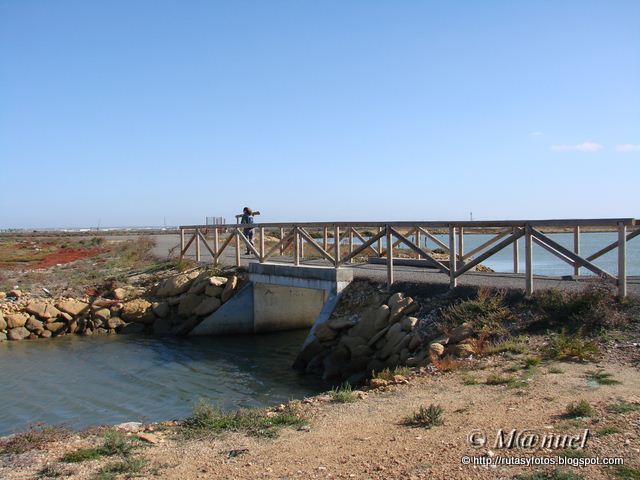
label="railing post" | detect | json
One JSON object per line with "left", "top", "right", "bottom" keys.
{"left": 348, "top": 227, "right": 354, "bottom": 263}
{"left": 458, "top": 227, "right": 464, "bottom": 264}
{"left": 415, "top": 228, "right": 421, "bottom": 258}
{"left": 334, "top": 226, "right": 340, "bottom": 268}
{"left": 213, "top": 227, "right": 219, "bottom": 265}
{"left": 195, "top": 228, "right": 201, "bottom": 262}
{"left": 235, "top": 229, "right": 241, "bottom": 267}
{"left": 618, "top": 222, "right": 627, "bottom": 298}
{"left": 180, "top": 228, "right": 185, "bottom": 260}
{"left": 259, "top": 226, "right": 265, "bottom": 262}
{"left": 386, "top": 225, "right": 393, "bottom": 288}
{"left": 299, "top": 232, "right": 304, "bottom": 260}
{"left": 279, "top": 227, "right": 284, "bottom": 255}
{"left": 573, "top": 226, "right": 580, "bottom": 276}
{"left": 449, "top": 226, "right": 457, "bottom": 289}
{"left": 377, "top": 226, "right": 382, "bottom": 257}
{"left": 294, "top": 227, "right": 300, "bottom": 266}
{"left": 513, "top": 227, "right": 519, "bottom": 273}
{"left": 323, "top": 227, "right": 328, "bottom": 252}
{"left": 525, "top": 225, "right": 533, "bottom": 296}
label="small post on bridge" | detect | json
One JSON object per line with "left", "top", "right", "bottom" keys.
{"left": 195, "top": 228, "right": 201, "bottom": 262}
{"left": 348, "top": 227, "right": 354, "bottom": 263}
{"left": 386, "top": 225, "right": 393, "bottom": 288}
{"left": 573, "top": 226, "right": 581, "bottom": 276}
{"left": 513, "top": 227, "right": 519, "bottom": 273}
{"left": 235, "top": 229, "right": 241, "bottom": 267}
{"left": 279, "top": 227, "right": 284, "bottom": 255}
{"left": 294, "top": 228, "right": 300, "bottom": 266}
{"left": 449, "top": 226, "right": 457, "bottom": 289}
{"left": 618, "top": 221, "right": 627, "bottom": 298}
{"left": 213, "top": 227, "right": 219, "bottom": 265}
{"left": 525, "top": 224, "right": 533, "bottom": 296}
{"left": 179, "top": 228, "right": 185, "bottom": 260}
{"left": 259, "top": 226, "right": 265, "bottom": 262}
{"left": 334, "top": 226, "right": 340, "bottom": 268}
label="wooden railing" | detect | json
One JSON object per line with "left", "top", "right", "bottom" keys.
{"left": 178, "top": 219, "right": 638, "bottom": 297}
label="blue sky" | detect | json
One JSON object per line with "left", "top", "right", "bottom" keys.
{"left": 1, "top": 1, "right": 638, "bottom": 228}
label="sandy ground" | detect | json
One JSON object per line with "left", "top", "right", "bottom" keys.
{"left": 2, "top": 350, "right": 639, "bottom": 480}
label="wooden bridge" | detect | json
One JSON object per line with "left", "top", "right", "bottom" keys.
{"left": 178, "top": 219, "right": 638, "bottom": 297}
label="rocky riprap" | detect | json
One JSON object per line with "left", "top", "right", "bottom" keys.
{"left": 0, "top": 270, "right": 240, "bottom": 341}
{"left": 294, "top": 282, "right": 476, "bottom": 384}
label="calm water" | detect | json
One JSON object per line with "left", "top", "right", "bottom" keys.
{"left": 0, "top": 331, "right": 327, "bottom": 436}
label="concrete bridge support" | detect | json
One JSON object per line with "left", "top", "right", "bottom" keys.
{"left": 189, "top": 263, "right": 353, "bottom": 336}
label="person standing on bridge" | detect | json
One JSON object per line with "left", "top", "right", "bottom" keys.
{"left": 240, "top": 207, "right": 259, "bottom": 254}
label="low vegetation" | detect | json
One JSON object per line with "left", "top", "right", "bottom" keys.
{"left": 596, "top": 426, "right": 621, "bottom": 436}
{"left": 585, "top": 370, "right": 621, "bottom": 385}
{"left": 607, "top": 401, "right": 640, "bottom": 414}
{"left": 564, "top": 400, "right": 594, "bottom": 418}
{"left": 403, "top": 404, "right": 444, "bottom": 429}
{"left": 330, "top": 383, "right": 357, "bottom": 403}
{"left": 372, "top": 366, "right": 412, "bottom": 381}
{"left": 179, "top": 400, "right": 306, "bottom": 439}
{"left": 61, "top": 430, "right": 137, "bottom": 464}
{"left": 0, "top": 424, "right": 71, "bottom": 455}
{"left": 437, "top": 288, "right": 512, "bottom": 336}
{"left": 543, "top": 332, "right": 599, "bottom": 361}
{"left": 95, "top": 457, "right": 147, "bottom": 480}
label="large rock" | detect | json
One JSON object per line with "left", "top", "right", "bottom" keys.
{"left": 429, "top": 342, "right": 445, "bottom": 357}
{"left": 208, "top": 276, "right": 228, "bottom": 287}
{"left": 121, "top": 299, "right": 154, "bottom": 324}
{"left": 220, "top": 275, "right": 238, "bottom": 303}
{"left": 8, "top": 327, "right": 30, "bottom": 340}
{"left": 0, "top": 313, "right": 6, "bottom": 331}
{"left": 0, "top": 332, "right": 8, "bottom": 341}
{"left": 171, "top": 316, "right": 202, "bottom": 335}
{"left": 155, "top": 274, "right": 195, "bottom": 297}
{"left": 400, "top": 316, "right": 418, "bottom": 332}
{"left": 107, "top": 317, "right": 125, "bottom": 329}
{"left": 449, "top": 323, "right": 473, "bottom": 343}
{"left": 379, "top": 330, "right": 410, "bottom": 360}
{"left": 389, "top": 297, "right": 417, "bottom": 323}
{"left": 188, "top": 279, "right": 208, "bottom": 295}
{"left": 314, "top": 323, "right": 337, "bottom": 342}
{"left": 153, "top": 317, "right": 173, "bottom": 335}
{"left": 152, "top": 302, "right": 170, "bottom": 318}
{"left": 25, "top": 302, "right": 61, "bottom": 320}
{"left": 204, "top": 285, "right": 223, "bottom": 297}
{"left": 57, "top": 299, "right": 89, "bottom": 316}
{"left": 327, "top": 315, "right": 358, "bottom": 330}
{"left": 444, "top": 342, "right": 476, "bottom": 358}
{"left": 25, "top": 316, "right": 44, "bottom": 333}
{"left": 406, "top": 350, "right": 428, "bottom": 367}
{"left": 408, "top": 334, "right": 422, "bottom": 351}
{"left": 373, "top": 305, "right": 391, "bottom": 331}
{"left": 178, "top": 294, "right": 204, "bottom": 317}
{"left": 322, "top": 345, "right": 349, "bottom": 380}
{"left": 45, "top": 322, "right": 66, "bottom": 333}
{"left": 349, "top": 305, "right": 388, "bottom": 341}
{"left": 338, "top": 334, "right": 367, "bottom": 356}
{"left": 121, "top": 322, "right": 146, "bottom": 334}
{"left": 6, "top": 313, "right": 28, "bottom": 329}
{"left": 39, "top": 330, "right": 52, "bottom": 338}
{"left": 93, "top": 308, "right": 111, "bottom": 322}
{"left": 112, "top": 288, "right": 127, "bottom": 300}
{"left": 193, "top": 297, "right": 221, "bottom": 316}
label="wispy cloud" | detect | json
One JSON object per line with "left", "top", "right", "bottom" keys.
{"left": 551, "top": 142, "right": 603, "bottom": 152}
{"left": 616, "top": 144, "right": 640, "bottom": 152}
{"left": 528, "top": 131, "right": 543, "bottom": 137}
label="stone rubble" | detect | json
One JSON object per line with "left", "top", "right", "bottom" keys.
{"left": 0, "top": 271, "right": 241, "bottom": 342}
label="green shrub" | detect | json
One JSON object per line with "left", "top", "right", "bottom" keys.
{"left": 403, "top": 404, "right": 444, "bottom": 428}
{"left": 607, "top": 401, "right": 640, "bottom": 414}
{"left": 586, "top": 370, "right": 621, "bottom": 385}
{"left": 95, "top": 457, "right": 147, "bottom": 480}
{"left": 438, "top": 289, "right": 512, "bottom": 336}
{"left": 180, "top": 400, "right": 305, "bottom": 439}
{"left": 543, "top": 332, "right": 599, "bottom": 361}
{"left": 330, "top": 383, "right": 357, "bottom": 403}
{"left": 596, "top": 426, "right": 621, "bottom": 436}
{"left": 565, "top": 400, "right": 594, "bottom": 418}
